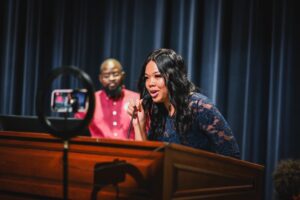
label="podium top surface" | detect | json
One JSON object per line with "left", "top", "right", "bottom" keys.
{"left": 0, "top": 130, "right": 263, "bottom": 171}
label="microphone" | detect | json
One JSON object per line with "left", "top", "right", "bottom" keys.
{"left": 127, "top": 106, "right": 137, "bottom": 139}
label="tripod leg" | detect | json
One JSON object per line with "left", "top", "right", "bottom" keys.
{"left": 63, "top": 140, "right": 69, "bottom": 200}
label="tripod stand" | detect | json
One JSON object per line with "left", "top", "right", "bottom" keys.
{"left": 63, "top": 140, "right": 69, "bottom": 200}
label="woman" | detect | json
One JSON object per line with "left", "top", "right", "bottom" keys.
{"left": 128, "top": 48, "right": 240, "bottom": 158}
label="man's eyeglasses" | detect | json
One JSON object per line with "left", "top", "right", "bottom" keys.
{"left": 101, "top": 71, "right": 122, "bottom": 79}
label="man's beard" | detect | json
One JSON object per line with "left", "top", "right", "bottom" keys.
{"left": 103, "top": 85, "right": 122, "bottom": 99}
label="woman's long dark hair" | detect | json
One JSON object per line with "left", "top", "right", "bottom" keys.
{"left": 138, "top": 48, "right": 196, "bottom": 140}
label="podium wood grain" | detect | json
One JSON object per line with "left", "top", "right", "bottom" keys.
{"left": 0, "top": 131, "right": 263, "bottom": 200}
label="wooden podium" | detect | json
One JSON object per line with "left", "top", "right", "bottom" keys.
{"left": 0, "top": 131, "right": 264, "bottom": 200}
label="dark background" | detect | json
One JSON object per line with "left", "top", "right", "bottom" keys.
{"left": 1, "top": 0, "right": 299, "bottom": 199}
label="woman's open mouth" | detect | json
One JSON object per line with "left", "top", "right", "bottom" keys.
{"left": 149, "top": 90, "right": 159, "bottom": 99}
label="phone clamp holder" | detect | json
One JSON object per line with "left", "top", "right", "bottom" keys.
{"left": 36, "top": 66, "right": 95, "bottom": 140}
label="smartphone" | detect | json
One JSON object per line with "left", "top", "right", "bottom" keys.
{"left": 51, "top": 89, "right": 88, "bottom": 113}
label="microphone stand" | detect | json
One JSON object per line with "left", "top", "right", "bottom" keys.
{"left": 127, "top": 106, "right": 137, "bottom": 139}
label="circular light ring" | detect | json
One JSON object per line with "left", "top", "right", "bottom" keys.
{"left": 36, "top": 66, "right": 95, "bottom": 140}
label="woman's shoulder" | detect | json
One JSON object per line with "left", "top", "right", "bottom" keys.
{"left": 189, "top": 92, "right": 212, "bottom": 105}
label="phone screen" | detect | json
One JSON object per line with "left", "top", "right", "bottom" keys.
{"left": 51, "top": 89, "right": 88, "bottom": 113}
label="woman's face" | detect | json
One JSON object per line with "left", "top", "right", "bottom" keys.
{"left": 144, "top": 61, "right": 169, "bottom": 104}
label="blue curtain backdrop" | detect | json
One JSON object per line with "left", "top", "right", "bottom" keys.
{"left": 0, "top": 0, "right": 299, "bottom": 199}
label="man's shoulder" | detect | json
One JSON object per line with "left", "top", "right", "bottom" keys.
{"left": 123, "top": 89, "right": 139, "bottom": 97}
{"left": 94, "top": 89, "right": 108, "bottom": 94}
{"left": 94, "top": 90, "right": 104, "bottom": 98}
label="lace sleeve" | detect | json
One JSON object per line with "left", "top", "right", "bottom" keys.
{"left": 193, "top": 98, "right": 240, "bottom": 158}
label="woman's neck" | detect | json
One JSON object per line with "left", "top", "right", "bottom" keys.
{"left": 164, "top": 102, "right": 175, "bottom": 117}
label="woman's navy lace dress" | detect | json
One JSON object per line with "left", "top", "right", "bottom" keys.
{"left": 148, "top": 93, "right": 240, "bottom": 158}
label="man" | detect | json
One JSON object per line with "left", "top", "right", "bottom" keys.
{"left": 76, "top": 58, "right": 139, "bottom": 139}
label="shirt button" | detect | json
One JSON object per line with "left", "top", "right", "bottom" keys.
{"left": 113, "top": 132, "right": 118, "bottom": 137}
{"left": 113, "top": 121, "right": 117, "bottom": 126}
{"left": 113, "top": 102, "right": 117, "bottom": 105}
{"left": 112, "top": 111, "right": 117, "bottom": 115}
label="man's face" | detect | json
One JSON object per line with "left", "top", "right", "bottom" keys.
{"left": 99, "top": 62, "right": 124, "bottom": 90}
